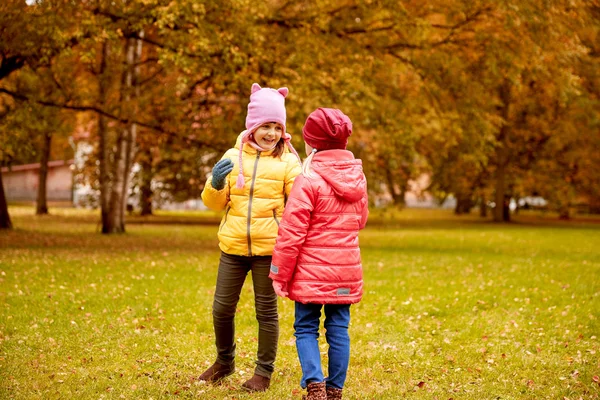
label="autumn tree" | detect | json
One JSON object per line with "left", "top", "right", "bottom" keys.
{"left": 520, "top": 3, "right": 600, "bottom": 218}
{"left": 2, "top": 0, "right": 598, "bottom": 229}
{"left": 0, "top": 0, "right": 83, "bottom": 224}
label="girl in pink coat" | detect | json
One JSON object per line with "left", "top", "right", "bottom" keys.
{"left": 269, "top": 108, "right": 369, "bottom": 400}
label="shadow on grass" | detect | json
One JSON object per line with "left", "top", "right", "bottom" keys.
{"left": 9, "top": 204, "right": 600, "bottom": 230}
{"left": 127, "top": 215, "right": 222, "bottom": 226}
{"left": 366, "top": 213, "right": 600, "bottom": 231}
{"left": 0, "top": 224, "right": 219, "bottom": 253}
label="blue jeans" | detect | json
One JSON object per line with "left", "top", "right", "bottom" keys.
{"left": 294, "top": 302, "right": 351, "bottom": 390}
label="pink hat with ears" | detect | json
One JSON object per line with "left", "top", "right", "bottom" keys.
{"left": 236, "top": 83, "right": 301, "bottom": 188}
{"left": 245, "top": 83, "right": 288, "bottom": 134}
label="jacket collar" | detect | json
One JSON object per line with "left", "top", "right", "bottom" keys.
{"left": 312, "top": 149, "right": 355, "bottom": 162}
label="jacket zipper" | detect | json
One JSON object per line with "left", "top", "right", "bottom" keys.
{"left": 219, "top": 205, "right": 230, "bottom": 232}
{"left": 272, "top": 209, "right": 279, "bottom": 226}
{"left": 246, "top": 152, "right": 261, "bottom": 256}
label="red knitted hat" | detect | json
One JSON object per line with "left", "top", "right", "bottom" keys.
{"left": 302, "top": 108, "right": 352, "bottom": 150}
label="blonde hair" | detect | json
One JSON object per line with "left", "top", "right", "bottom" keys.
{"left": 302, "top": 148, "right": 318, "bottom": 178}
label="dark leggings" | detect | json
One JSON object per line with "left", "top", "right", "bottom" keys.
{"left": 212, "top": 251, "right": 278, "bottom": 378}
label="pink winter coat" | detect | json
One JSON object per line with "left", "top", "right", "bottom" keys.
{"left": 269, "top": 149, "right": 369, "bottom": 304}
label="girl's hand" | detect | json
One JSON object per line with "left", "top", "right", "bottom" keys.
{"left": 272, "top": 280, "right": 288, "bottom": 298}
{"left": 211, "top": 159, "right": 234, "bottom": 190}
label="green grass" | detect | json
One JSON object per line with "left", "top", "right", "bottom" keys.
{"left": 1, "top": 206, "right": 599, "bottom": 399}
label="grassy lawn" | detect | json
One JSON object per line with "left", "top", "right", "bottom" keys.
{"left": 1, "top": 206, "right": 599, "bottom": 399}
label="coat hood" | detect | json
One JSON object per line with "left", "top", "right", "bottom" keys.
{"left": 312, "top": 150, "right": 367, "bottom": 203}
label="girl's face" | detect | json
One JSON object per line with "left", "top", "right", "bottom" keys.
{"left": 253, "top": 122, "right": 283, "bottom": 149}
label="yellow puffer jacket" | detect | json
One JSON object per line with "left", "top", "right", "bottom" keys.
{"left": 201, "top": 132, "right": 302, "bottom": 256}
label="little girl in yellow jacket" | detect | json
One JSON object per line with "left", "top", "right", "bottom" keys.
{"left": 199, "top": 83, "right": 301, "bottom": 392}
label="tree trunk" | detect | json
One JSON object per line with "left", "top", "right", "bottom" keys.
{"left": 104, "top": 34, "right": 143, "bottom": 233}
{"left": 139, "top": 148, "right": 153, "bottom": 216}
{"left": 97, "top": 41, "right": 112, "bottom": 232}
{"left": 494, "top": 80, "right": 512, "bottom": 222}
{"left": 479, "top": 195, "right": 487, "bottom": 217}
{"left": 558, "top": 204, "right": 570, "bottom": 220}
{"left": 503, "top": 195, "right": 511, "bottom": 222}
{"left": 0, "top": 170, "right": 12, "bottom": 229}
{"left": 36, "top": 132, "right": 52, "bottom": 215}
{"left": 385, "top": 166, "right": 405, "bottom": 206}
{"left": 494, "top": 169, "right": 504, "bottom": 221}
{"left": 455, "top": 194, "right": 473, "bottom": 215}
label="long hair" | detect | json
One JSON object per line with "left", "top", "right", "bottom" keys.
{"left": 271, "top": 138, "right": 285, "bottom": 158}
{"left": 302, "top": 148, "right": 317, "bottom": 178}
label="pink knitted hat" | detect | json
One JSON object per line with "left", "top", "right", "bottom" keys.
{"left": 245, "top": 83, "right": 288, "bottom": 134}
{"left": 236, "top": 83, "right": 301, "bottom": 188}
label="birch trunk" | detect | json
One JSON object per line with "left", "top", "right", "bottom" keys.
{"left": 105, "top": 33, "right": 143, "bottom": 233}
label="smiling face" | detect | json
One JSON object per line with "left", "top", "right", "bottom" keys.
{"left": 253, "top": 122, "right": 283, "bottom": 149}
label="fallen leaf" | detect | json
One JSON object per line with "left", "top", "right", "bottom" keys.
{"left": 571, "top": 370, "right": 579, "bottom": 378}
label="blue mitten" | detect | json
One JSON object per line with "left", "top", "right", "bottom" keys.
{"left": 211, "top": 159, "right": 234, "bottom": 190}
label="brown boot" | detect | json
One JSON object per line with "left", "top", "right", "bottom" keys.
{"left": 302, "top": 382, "right": 327, "bottom": 400}
{"left": 326, "top": 386, "right": 343, "bottom": 399}
{"left": 198, "top": 361, "right": 234, "bottom": 382}
{"left": 241, "top": 373, "right": 270, "bottom": 392}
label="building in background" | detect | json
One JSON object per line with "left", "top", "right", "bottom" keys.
{"left": 1, "top": 160, "right": 74, "bottom": 203}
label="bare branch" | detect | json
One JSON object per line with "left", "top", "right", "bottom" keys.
{"left": 430, "top": 6, "right": 493, "bottom": 30}
{"left": 326, "top": 3, "right": 360, "bottom": 16}
{"left": 181, "top": 72, "right": 213, "bottom": 100}
{"left": 135, "top": 57, "right": 160, "bottom": 66}
{"left": 138, "top": 67, "right": 164, "bottom": 87}
{"left": 0, "top": 88, "right": 215, "bottom": 149}
{"left": 263, "top": 5, "right": 491, "bottom": 50}
{"left": 129, "top": 32, "right": 222, "bottom": 59}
